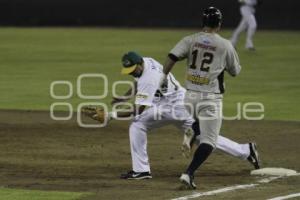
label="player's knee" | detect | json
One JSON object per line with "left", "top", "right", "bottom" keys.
{"left": 129, "top": 122, "right": 147, "bottom": 135}
{"left": 250, "top": 22, "right": 257, "bottom": 30}
{"left": 199, "top": 137, "right": 217, "bottom": 149}
{"left": 249, "top": 17, "right": 257, "bottom": 29}
{"left": 198, "top": 143, "right": 214, "bottom": 153}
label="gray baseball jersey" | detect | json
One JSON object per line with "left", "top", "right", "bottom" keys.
{"left": 170, "top": 32, "right": 241, "bottom": 95}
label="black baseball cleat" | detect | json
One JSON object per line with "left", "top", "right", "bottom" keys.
{"left": 179, "top": 173, "right": 197, "bottom": 189}
{"left": 120, "top": 170, "right": 152, "bottom": 180}
{"left": 247, "top": 143, "right": 261, "bottom": 169}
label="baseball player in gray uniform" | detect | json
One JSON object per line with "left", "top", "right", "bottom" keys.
{"left": 162, "top": 7, "right": 246, "bottom": 189}
{"left": 113, "top": 51, "right": 259, "bottom": 180}
{"left": 231, "top": 0, "right": 260, "bottom": 50}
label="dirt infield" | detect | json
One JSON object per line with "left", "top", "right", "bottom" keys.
{"left": 0, "top": 110, "right": 299, "bottom": 199}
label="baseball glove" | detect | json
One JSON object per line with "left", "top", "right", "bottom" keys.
{"left": 81, "top": 106, "right": 107, "bottom": 123}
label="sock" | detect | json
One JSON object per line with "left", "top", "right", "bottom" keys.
{"left": 190, "top": 120, "right": 200, "bottom": 146}
{"left": 192, "top": 120, "right": 200, "bottom": 136}
{"left": 186, "top": 143, "right": 214, "bottom": 176}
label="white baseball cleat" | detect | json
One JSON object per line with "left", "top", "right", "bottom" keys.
{"left": 179, "top": 173, "right": 197, "bottom": 189}
{"left": 181, "top": 128, "right": 194, "bottom": 158}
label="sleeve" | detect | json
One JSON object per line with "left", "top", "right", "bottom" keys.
{"left": 169, "top": 36, "right": 190, "bottom": 60}
{"left": 135, "top": 83, "right": 157, "bottom": 106}
{"left": 225, "top": 42, "right": 241, "bottom": 76}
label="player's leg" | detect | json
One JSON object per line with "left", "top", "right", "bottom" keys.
{"left": 180, "top": 99, "right": 222, "bottom": 189}
{"left": 191, "top": 119, "right": 260, "bottom": 169}
{"left": 217, "top": 136, "right": 260, "bottom": 169}
{"left": 170, "top": 103, "right": 250, "bottom": 160}
{"left": 216, "top": 135, "right": 250, "bottom": 160}
{"left": 120, "top": 120, "right": 152, "bottom": 179}
{"left": 245, "top": 14, "right": 257, "bottom": 49}
{"left": 231, "top": 17, "right": 248, "bottom": 47}
{"left": 121, "top": 107, "right": 163, "bottom": 179}
{"left": 130, "top": 122, "right": 151, "bottom": 171}
{"left": 180, "top": 92, "right": 261, "bottom": 171}
{"left": 191, "top": 119, "right": 249, "bottom": 159}
{"left": 169, "top": 103, "right": 195, "bottom": 157}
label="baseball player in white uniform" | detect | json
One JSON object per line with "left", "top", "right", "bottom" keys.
{"left": 162, "top": 7, "right": 256, "bottom": 189}
{"left": 112, "top": 51, "right": 259, "bottom": 180}
{"left": 231, "top": 0, "right": 259, "bottom": 50}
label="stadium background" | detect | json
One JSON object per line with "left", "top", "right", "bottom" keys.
{"left": 0, "top": 1, "right": 299, "bottom": 200}
{"left": 0, "top": 0, "right": 299, "bottom": 29}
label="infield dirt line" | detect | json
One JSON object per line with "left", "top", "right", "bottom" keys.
{"left": 171, "top": 175, "right": 299, "bottom": 200}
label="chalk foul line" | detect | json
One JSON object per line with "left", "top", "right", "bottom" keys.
{"left": 171, "top": 174, "right": 300, "bottom": 200}
{"left": 267, "top": 192, "right": 300, "bottom": 200}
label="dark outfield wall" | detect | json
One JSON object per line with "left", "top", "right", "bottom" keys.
{"left": 0, "top": 0, "right": 299, "bottom": 29}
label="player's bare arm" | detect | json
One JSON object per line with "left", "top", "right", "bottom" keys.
{"left": 111, "top": 81, "right": 137, "bottom": 105}
{"left": 115, "top": 104, "right": 146, "bottom": 118}
{"left": 163, "top": 54, "right": 178, "bottom": 75}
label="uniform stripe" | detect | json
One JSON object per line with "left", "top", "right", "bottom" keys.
{"left": 169, "top": 75, "right": 179, "bottom": 90}
{"left": 217, "top": 70, "right": 225, "bottom": 94}
{"left": 168, "top": 53, "right": 179, "bottom": 62}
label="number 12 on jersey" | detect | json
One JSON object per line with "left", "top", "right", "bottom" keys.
{"left": 190, "top": 50, "right": 214, "bottom": 72}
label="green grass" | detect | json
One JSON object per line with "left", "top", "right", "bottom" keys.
{"left": 0, "top": 188, "right": 90, "bottom": 200}
{"left": 0, "top": 28, "right": 299, "bottom": 120}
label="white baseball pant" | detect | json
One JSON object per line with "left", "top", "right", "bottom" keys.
{"left": 231, "top": 6, "right": 257, "bottom": 49}
{"left": 129, "top": 98, "right": 250, "bottom": 172}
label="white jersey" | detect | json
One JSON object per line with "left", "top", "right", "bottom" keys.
{"left": 135, "top": 57, "right": 185, "bottom": 107}
{"left": 240, "top": 0, "right": 257, "bottom": 14}
{"left": 170, "top": 32, "right": 241, "bottom": 95}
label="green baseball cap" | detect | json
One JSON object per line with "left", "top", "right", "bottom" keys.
{"left": 121, "top": 51, "right": 143, "bottom": 74}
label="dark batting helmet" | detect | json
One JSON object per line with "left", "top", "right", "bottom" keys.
{"left": 202, "top": 7, "right": 222, "bottom": 28}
